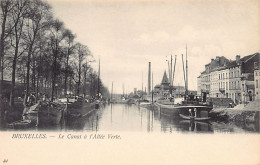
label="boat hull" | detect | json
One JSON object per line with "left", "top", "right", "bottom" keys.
{"left": 155, "top": 102, "right": 213, "bottom": 117}
{"left": 38, "top": 102, "right": 66, "bottom": 126}
{"left": 179, "top": 114, "right": 211, "bottom": 121}
{"left": 155, "top": 102, "right": 179, "bottom": 116}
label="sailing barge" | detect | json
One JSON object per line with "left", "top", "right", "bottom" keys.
{"left": 8, "top": 101, "right": 66, "bottom": 129}
{"left": 155, "top": 45, "right": 213, "bottom": 120}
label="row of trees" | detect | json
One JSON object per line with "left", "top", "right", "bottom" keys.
{"left": 0, "top": 0, "right": 109, "bottom": 124}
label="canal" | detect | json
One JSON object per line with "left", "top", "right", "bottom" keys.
{"left": 65, "top": 104, "right": 260, "bottom": 133}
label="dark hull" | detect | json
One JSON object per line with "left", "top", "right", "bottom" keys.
{"left": 155, "top": 103, "right": 179, "bottom": 116}
{"left": 155, "top": 102, "right": 213, "bottom": 117}
{"left": 38, "top": 102, "right": 66, "bottom": 126}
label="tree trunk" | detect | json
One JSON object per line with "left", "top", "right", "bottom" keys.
{"left": 51, "top": 44, "right": 58, "bottom": 101}
{"left": 36, "top": 72, "right": 39, "bottom": 101}
{"left": 24, "top": 45, "right": 33, "bottom": 106}
{"left": 64, "top": 47, "right": 70, "bottom": 96}
{"left": 32, "top": 55, "right": 36, "bottom": 92}
{"left": 78, "top": 62, "right": 81, "bottom": 96}
{"left": 9, "top": 38, "right": 19, "bottom": 110}
{"left": 0, "top": 4, "right": 8, "bottom": 126}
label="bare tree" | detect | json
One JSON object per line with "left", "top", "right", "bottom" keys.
{"left": 72, "top": 43, "right": 92, "bottom": 96}
{"left": 0, "top": 0, "right": 15, "bottom": 125}
{"left": 63, "top": 29, "right": 75, "bottom": 96}
{"left": 8, "top": 0, "right": 29, "bottom": 110}
{"left": 23, "top": 0, "right": 51, "bottom": 104}
{"left": 48, "top": 19, "right": 66, "bottom": 101}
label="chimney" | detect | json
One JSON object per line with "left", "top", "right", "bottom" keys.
{"left": 236, "top": 55, "right": 240, "bottom": 64}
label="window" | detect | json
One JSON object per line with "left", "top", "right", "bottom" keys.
{"left": 226, "top": 82, "right": 228, "bottom": 90}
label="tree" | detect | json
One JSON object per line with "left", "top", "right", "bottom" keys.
{"left": 63, "top": 29, "right": 75, "bottom": 96}
{"left": 8, "top": 0, "right": 29, "bottom": 109}
{"left": 72, "top": 42, "right": 92, "bottom": 96}
{"left": 0, "top": 0, "right": 14, "bottom": 125}
{"left": 23, "top": 0, "right": 51, "bottom": 104}
{"left": 48, "top": 19, "right": 66, "bottom": 101}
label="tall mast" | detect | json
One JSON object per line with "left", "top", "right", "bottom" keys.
{"left": 142, "top": 72, "right": 143, "bottom": 100}
{"left": 97, "top": 58, "right": 100, "bottom": 99}
{"left": 123, "top": 84, "right": 125, "bottom": 97}
{"left": 182, "top": 54, "right": 186, "bottom": 90}
{"left": 148, "top": 62, "right": 151, "bottom": 95}
{"left": 172, "top": 55, "right": 177, "bottom": 85}
{"left": 167, "top": 61, "right": 170, "bottom": 83}
{"left": 170, "top": 55, "right": 172, "bottom": 86}
{"left": 111, "top": 82, "right": 113, "bottom": 100}
{"left": 152, "top": 72, "right": 154, "bottom": 103}
{"left": 186, "top": 44, "right": 188, "bottom": 95}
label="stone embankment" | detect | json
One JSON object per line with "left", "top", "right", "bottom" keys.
{"left": 210, "top": 100, "right": 260, "bottom": 124}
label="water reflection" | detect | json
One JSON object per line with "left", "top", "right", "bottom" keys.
{"left": 66, "top": 104, "right": 213, "bottom": 133}
{"left": 63, "top": 104, "right": 259, "bottom": 133}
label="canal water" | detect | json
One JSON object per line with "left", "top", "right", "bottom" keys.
{"left": 66, "top": 104, "right": 260, "bottom": 133}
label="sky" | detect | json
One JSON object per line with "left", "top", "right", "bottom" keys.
{"left": 47, "top": 0, "right": 260, "bottom": 94}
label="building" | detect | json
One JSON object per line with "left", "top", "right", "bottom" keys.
{"left": 198, "top": 53, "right": 260, "bottom": 104}
{"left": 154, "top": 71, "right": 170, "bottom": 98}
{"left": 154, "top": 71, "right": 196, "bottom": 99}
{"left": 200, "top": 56, "right": 229, "bottom": 99}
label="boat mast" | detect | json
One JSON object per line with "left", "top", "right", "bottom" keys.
{"left": 152, "top": 72, "right": 154, "bottom": 103}
{"left": 172, "top": 55, "right": 177, "bottom": 85}
{"left": 142, "top": 72, "right": 143, "bottom": 100}
{"left": 123, "top": 83, "right": 125, "bottom": 98}
{"left": 167, "top": 60, "right": 170, "bottom": 83}
{"left": 97, "top": 58, "right": 100, "bottom": 99}
{"left": 182, "top": 54, "right": 186, "bottom": 91}
{"left": 186, "top": 44, "right": 188, "bottom": 95}
{"left": 170, "top": 55, "right": 172, "bottom": 86}
{"left": 148, "top": 62, "right": 151, "bottom": 95}
{"left": 111, "top": 81, "right": 113, "bottom": 100}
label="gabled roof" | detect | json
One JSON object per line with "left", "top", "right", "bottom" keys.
{"left": 161, "top": 71, "right": 169, "bottom": 84}
{"left": 240, "top": 54, "right": 256, "bottom": 62}
{"left": 227, "top": 53, "right": 259, "bottom": 68}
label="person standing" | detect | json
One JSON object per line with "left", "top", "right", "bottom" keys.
{"left": 28, "top": 93, "right": 36, "bottom": 106}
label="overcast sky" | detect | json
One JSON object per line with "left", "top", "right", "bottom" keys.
{"left": 48, "top": 0, "right": 260, "bottom": 94}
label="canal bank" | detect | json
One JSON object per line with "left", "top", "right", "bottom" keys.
{"left": 209, "top": 100, "right": 260, "bottom": 130}
{"left": 143, "top": 101, "right": 260, "bottom": 132}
